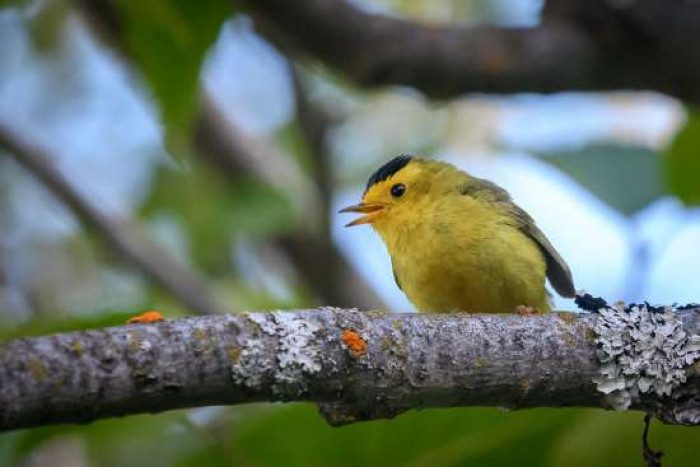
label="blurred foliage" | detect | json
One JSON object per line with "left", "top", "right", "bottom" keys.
{"left": 0, "top": 0, "right": 25, "bottom": 7}
{"left": 27, "top": 0, "right": 70, "bottom": 53}
{"left": 141, "top": 162, "right": 294, "bottom": 274}
{"left": 277, "top": 119, "right": 317, "bottom": 177}
{"left": 537, "top": 144, "right": 665, "bottom": 217}
{"left": 665, "top": 109, "right": 700, "bottom": 206}
{"left": 1, "top": 404, "right": 699, "bottom": 467}
{"left": 115, "top": 0, "right": 233, "bottom": 159}
{"left": 0, "top": 410, "right": 191, "bottom": 467}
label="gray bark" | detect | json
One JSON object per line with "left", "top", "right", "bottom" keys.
{"left": 1, "top": 309, "right": 698, "bottom": 432}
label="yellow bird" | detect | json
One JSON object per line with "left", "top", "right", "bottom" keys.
{"left": 340, "top": 155, "right": 575, "bottom": 313}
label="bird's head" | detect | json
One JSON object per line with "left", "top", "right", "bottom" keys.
{"left": 340, "top": 155, "right": 443, "bottom": 231}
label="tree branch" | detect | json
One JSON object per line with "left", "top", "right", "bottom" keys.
{"left": 1, "top": 308, "right": 698, "bottom": 432}
{"left": 0, "top": 125, "right": 223, "bottom": 316}
{"left": 239, "top": 0, "right": 700, "bottom": 102}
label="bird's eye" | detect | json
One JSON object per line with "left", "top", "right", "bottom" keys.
{"left": 390, "top": 183, "right": 406, "bottom": 198}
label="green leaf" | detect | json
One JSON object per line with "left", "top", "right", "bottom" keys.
{"left": 664, "top": 110, "right": 700, "bottom": 206}
{"left": 115, "top": 0, "right": 233, "bottom": 159}
{"left": 536, "top": 144, "right": 664, "bottom": 216}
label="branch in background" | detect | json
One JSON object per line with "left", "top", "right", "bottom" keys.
{"left": 1, "top": 308, "right": 698, "bottom": 432}
{"left": 237, "top": 0, "right": 594, "bottom": 98}
{"left": 290, "top": 65, "right": 334, "bottom": 234}
{"left": 274, "top": 234, "right": 384, "bottom": 309}
{"left": 287, "top": 65, "right": 346, "bottom": 305}
{"left": 0, "top": 125, "right": 223, "bottom": 316}
{"left": 194, "top": 92, "right": 320, "bottom": 225}
{"left": 239, "top": 0, "right": 700, "bottom": 103}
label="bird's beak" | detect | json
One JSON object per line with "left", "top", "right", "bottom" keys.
{"left": 338, "top": 203, "right": 385, "bottom": 227}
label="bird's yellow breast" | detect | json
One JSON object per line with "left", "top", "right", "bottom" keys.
{"left": 376, "top": 194, "right": 549, "bottom": 313}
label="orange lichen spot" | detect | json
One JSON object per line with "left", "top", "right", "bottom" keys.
{"left": 127, "top": 310, "right": 164, "bottom": 324}
{"left": 342, "top": 330, "right": 367, "bottom": 357}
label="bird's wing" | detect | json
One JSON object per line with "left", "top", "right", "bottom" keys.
{"left": 392, "top": 266, "right": 403, "bottom": 291}
{"left": 509, "top": 204, "right": 576, "bottom": 298}
{"left": 459, "top": 177, "right": 576, "bottom": 298}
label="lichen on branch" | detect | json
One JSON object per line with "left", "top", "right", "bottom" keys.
{"left": 0, "top": 307, "right": 699, "bottom": 432}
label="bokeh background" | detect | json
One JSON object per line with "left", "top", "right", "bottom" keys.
{"left": 1, "top": 0, "right": 699, "bottom": 466}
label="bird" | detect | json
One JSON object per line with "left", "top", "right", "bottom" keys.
{"left": 339, "top": 155, "right": 575, "bottom": 314}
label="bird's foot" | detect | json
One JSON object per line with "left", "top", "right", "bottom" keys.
{"left": 514, "top": 305, "right": 543, "bottom": 316}
{"left": 127, "top": 310, "right": 164, "bottom": 324}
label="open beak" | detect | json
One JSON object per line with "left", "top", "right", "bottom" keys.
{"left": 338, "top": 203, "right": 385, "bottom": 227}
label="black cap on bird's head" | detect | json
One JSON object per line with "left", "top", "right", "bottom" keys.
{"left": 340, "top": 155, "right": 415, "bottom": 227}
{"left": 364, "top": 155, "right": 413, "bottom": 194}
